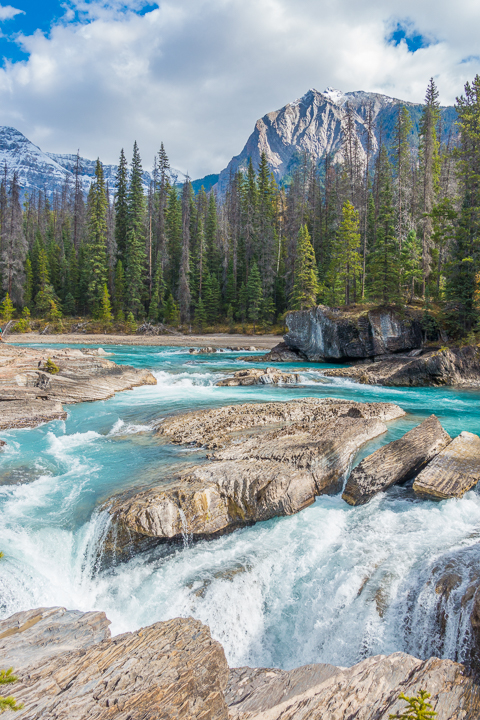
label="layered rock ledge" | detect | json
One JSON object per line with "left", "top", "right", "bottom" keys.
{"left": 106, "top": 399, "right": 405, "bottom": 547}
{"left": 284, "top": 305, "right": 423, "bottom": 362}
{"left": 343, "top": 415, "right": 452, "bottom": 505}
{"left": 2, "top": 605, "right": 480, "bottom": 719}
{"left": 1, "top": 607, "right": 229, "bottom": 720}
{"left": 413, "top": 431, "right": 480, "bottom": 499}
{"left": 0, "top": 344, "right": 156, "bottom": 430}
{"left": 322, "top": 346, "right": 480, "bottom": 388}
{"left": 215, "top": 367, "right": 300, "bottom": 386}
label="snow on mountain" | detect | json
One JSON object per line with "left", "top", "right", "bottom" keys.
{"left": 216, "top": 87, "right": 457, "bottom": 193}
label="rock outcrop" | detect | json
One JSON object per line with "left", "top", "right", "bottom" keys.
{"left": 106, "top": 399, "right": 405, "bottom": 547}
{"left": 342, "top": 415, "right": 452, "bottom": 506}
{"left": 284, "top": 305, "right": 424, "bottom": 362}
{"left": 239, "top": 342, "right": 305, "bottom": 363}
{"left": 1, "top": 607, "right": 229, "bottom": 720}
{"left": 226, "top": 652, "right": 480, "bottom": 720}
{"left": 322, "top": 346, "right": 480, "bottom": 387}
{"left": 413, "top": 431, "right": 480, "bottom": 499}
{"left": 215, "top": 367, "right": 300, "bottom": 386}
{"left": 0, "top": 345, "right": 156, "bottom": 430}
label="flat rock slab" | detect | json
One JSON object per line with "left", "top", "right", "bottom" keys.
{"left": 216, "top": 367, "right": 300, "bottom": 386}
{"left": 343, "top": 415, "right": 451, "bottom": 505}
{"left": 107, "top": 399, "right": 405, "bottom": 547}
{"left": 0, "top": 344, "right": 156, "bottom": 430}
{"left": 413, "top": 431, "right": 480, "bottom": 499}
{"left": 3, "top": 608, "right": 229, "bottom": 720}
{"left": 226, "top": 652, "right": 480, "bottom": 720}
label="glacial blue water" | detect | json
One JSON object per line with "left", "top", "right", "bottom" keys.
{"left": 1, "top": 344, "right": 480, "bottom": 670}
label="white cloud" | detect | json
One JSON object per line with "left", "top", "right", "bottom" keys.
{"left": 0, "top": 0, "right": 478, "bottom": 177}
{"left": 0, "top": 4, "right": 24, "bottom": 21}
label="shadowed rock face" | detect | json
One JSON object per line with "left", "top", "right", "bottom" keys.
{"left": 226, "top": 653, "right": 480, "bottom": 720}
{"left": 105, "top": 399, "right": 405, "bottom": 547}
{"left": 284, "top": 305, "right": 423, "bottom": 362}
{"left": 323, "top": 346, "right": 480, "bottom": 388}
{"left": 413, "top": 431, "right": 480, "bottom": 499}
{"left": 0, "top": 344, "right": 156, "bottom": 430}
{"left": 343, "top": 415, "right": 452, "bottom": 506}
{"left": 1, "top": 608, "right": 229, "bottom": 720}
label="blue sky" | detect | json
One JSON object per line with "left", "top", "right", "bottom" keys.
{"left": 0, "top": 0, "right": 478, "bottom": 177}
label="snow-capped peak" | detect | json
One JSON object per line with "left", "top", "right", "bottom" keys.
{"left": 322, "top": 87, "right": 344, "bottom": 104}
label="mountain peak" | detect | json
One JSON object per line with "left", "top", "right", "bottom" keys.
{"left": 322, "top": 87, "right": 344, "bottom": 104}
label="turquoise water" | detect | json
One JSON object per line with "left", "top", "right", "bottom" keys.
{"left": 1, "top": 344, "right": 479, "bottom": 670}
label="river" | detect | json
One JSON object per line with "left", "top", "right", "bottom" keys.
{"left": 0, "top": 344, "right": 479, "bottom": 670}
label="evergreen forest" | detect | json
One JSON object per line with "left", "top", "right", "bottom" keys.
{"left": 3, "top": 76, "right": 480, "bottom": 339}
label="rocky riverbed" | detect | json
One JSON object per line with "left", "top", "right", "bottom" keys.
{"left": 0, "top": 344, "right": 156, "bottom": 430}
{"left": 1, "top": 605, "right": 479, "bottom": 719}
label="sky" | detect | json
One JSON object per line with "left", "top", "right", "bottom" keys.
{"left": 0, "top": 0, "right": 478, "bottom": 179}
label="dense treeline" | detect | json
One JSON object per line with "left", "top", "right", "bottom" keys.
{"left": 3, "top": 76, "right": 480, "bottom": 337}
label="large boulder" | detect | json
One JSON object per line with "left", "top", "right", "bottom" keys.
{"left": 413, "top": 431, "right": 480, "bottom": 499}
{"left": 106, "top": 399, "right": 405, "bottom": 547}
{"left": 342, "top": 415, "right": 451, "bottom": 505}
{"left": 284, "top": 305, "right": 423, "bottom": 362}
{"left": 226, "top": 653, "right": 480, "bottom": 720}
{"left": 322, "top": 346, "right": 480, "bottom": 388}
{"left": 1, "top": 608, "right": 229, "bottom": 720}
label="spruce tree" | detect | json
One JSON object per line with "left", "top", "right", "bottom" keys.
{"left": 194, "top": 297, "right": 207, "bottom": 332}
{"left": 23, "top": 257, "right": 33, "bottom": 310}
{"left": 115, "top": 149, "right": 129, "bottom": 263}
{"left": 86, "top": 159, "right": 109, "bottom": 317}
{"left": 125, "top": 142, "right": 146, "bottom": 317}
{"left": 337, "top": 200, "right": 362, "bottom": 305}
{"left": 420, "top": 78, "right": 441, "bottom": 295}
{"left": 99, "top": 283, "right": 113, "bottom": 322}
{"left": 367, "top": 156, "right": 400, "bottom": 304}
{"left": 149, "top": 260, "right": 166, "bottom": 321}
{"left": 290, "top": 225, "right": 319, "bottom": 310}
{"left": 1, "top": 172, "right": 27, "bottom": 306}
{"left": 247, "top": 260, "right": 263, "bottom": 333}
{"left": 400, "top": 230, "right": 422, "bottom": 302}
{"left": 114, "top": 260, "right": 125, "bottom": 319}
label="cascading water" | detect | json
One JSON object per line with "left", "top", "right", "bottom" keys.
{"left": 1, "top": 343, "right": 480, "bottom": 670}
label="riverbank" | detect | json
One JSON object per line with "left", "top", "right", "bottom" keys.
{"left": 8, "top": 332, "right": 280, "bottom": 349}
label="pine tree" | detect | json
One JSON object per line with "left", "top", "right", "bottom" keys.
{"left": 337, "top": 200, "right": 362, "bottom": 305}
{"left": 194, "top": 297, "right": 207, "bottom": 332}
{"left": 247, "top": 260, "right": 263, "bottom": 333}
{"left": 99, "top": 283, "right": 113, "bottom": 322}
{"left": 1, "top": 292, "right": 14, "bottom": 321}
{"left": 400, "top": 230, "right": 422, "bottom": 302}
{"left": 165, "top": 184, "right": 182, "bottom": 289}
{"left": 290, "top": 225, "right": 319, "bottom": 310}
{"left": 1, "top": 173, "right": 27, "bottom": 306}
{"left": 149, "top": 260, "right": 166, "bottom": 321}
{"left": 393, "top": 106, "right": 413, "bottom": 249}
{"left": 63, "top": 292, "right": 76, "bottom": 316}
{"left": 34, "top": 247, "right": 57, "bottom": 316}
{"left": 368, "top": 155, "right": 400, "bottom": 304}
{"left": 420, "top": 78, "right": 441, "bottom": 295}
{"left": 125, "top": 142, "right": 146, "bottom": 317}
{"left": 115, "top": 148, "right": 129, "bottom": 263}
{"left": 23, "top": 257, "right": 33, "bottom": 310}
{"left": 86, "top": 159, "right": 109, "bottom": 317}
{"left": 163, "top": 293, "right": 179, "bottom": 325}
{"left": 445, "top": 75, "right": 480, "bottom": 335}
{"left": 179, "top": 179, "right": 192, "bottom": 323}
{"left": 114, "top": 260, "right": 125, "bottom": 319}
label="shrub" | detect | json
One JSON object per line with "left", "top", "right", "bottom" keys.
{"left": 389, "top": 689, "right": 437, "bottom": 719}
{"left": 0, "top": 668, "right": 24, "bottom": 714}
{"left": 45, "top": 358, "right": 60, "bottom": 375}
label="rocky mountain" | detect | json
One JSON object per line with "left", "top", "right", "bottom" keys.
{"left": 0, "top": 125, "right": 203, "bottom": 198}
{"left": 216, "top": 87, "right": 458, "bottom": 192}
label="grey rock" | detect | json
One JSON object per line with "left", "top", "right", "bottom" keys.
{"left": 2, "top": 608, "right": 229, "bottom": 720}
{"left": 413, "top": 431, "right": 480, "bottom": 499}
{"left": 239, "top": 342, "right": 305, "bottom": 363}
{"left": 284, "top": 305, "right": 423, "bottom": 362}
{"left": 322, "top": 346, "right": 480, "bottom": 387}
{"left": 216, "top": 367, "right": 300, "bottom": 386}
{"left": 226, "top": 652, "right": 480, "bottom": 720}
{"left": 106, "top": 399, "right": 405, "bottom": 546}
{"left": 343, "top": 415, "right": 452, "bottom": 505}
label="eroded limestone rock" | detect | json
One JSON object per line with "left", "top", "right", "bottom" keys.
{"left": 342, "top": 415, "right": 451, "bottom": 505}
{"left": 226, "top": 652, "right": 480, "bottom": 720}
{"left": 216, "top": 367, "right": 300, "bottom": 386}
{"left": 0, "top": 344, "right": 156, "bottom": 430}
{"left": 239, "top": 342, "right": 305, "bottom": 363}
{"left": 322, "top": 346, "right": 480, "bottom": 388}
{"left": 107, "top": 399, "right": 405, "bottom": 545}
{"left": 2, "top": 608, "right": 229, "bottom": 720}
{"left": 413, "top": 431, "right": 480, "bottom": 499}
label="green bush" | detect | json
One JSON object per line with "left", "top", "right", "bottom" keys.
{"left": 389, "top": 689, "right": 437, "bottom": 720}
{"left": 0, "top": 668, "right": 24, "bottom": 714}
{"left": 45, "top": 358, "right": 60, "bottom": 375}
